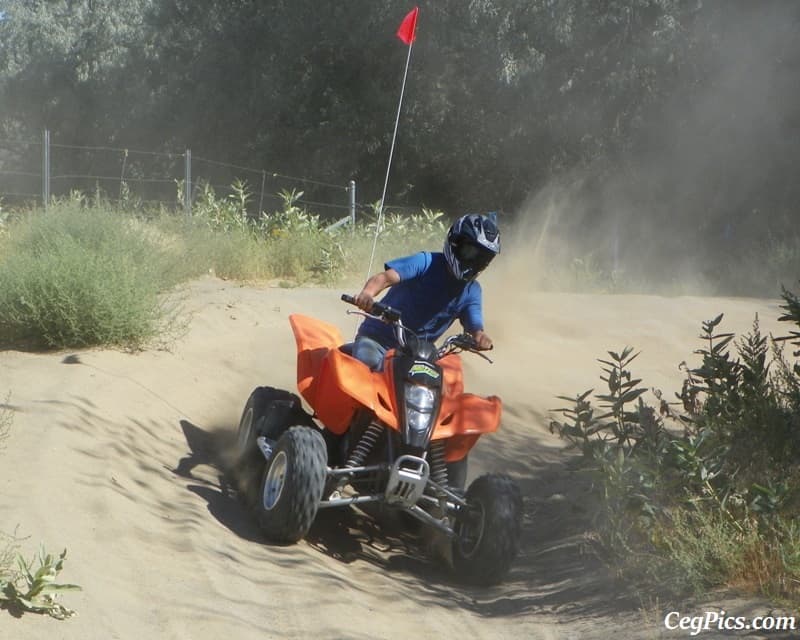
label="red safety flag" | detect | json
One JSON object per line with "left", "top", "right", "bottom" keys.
{"left": 396, "top": 7, "right": 419, "bottom": 45}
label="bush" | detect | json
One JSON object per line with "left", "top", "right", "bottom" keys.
{"left": 156, "top": 216, "right": 271, "bottom": 282}
{"left": 177, "top": 185, "right": 448, "bottom": 284}
{"left": 0, "top": 188, "right": 451, "bottom": 348}
{"left": 341, "top": 207, "right": 448, "bottom": 279}
{"left": 550, "top": 285, "right": 800, "bottom": 600}
{"left": 0, "top": 202, "right": 185, "bottom": 349}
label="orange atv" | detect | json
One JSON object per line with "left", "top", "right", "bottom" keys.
{"left": 235, "top": 295, "right": 522, "bottom": 584}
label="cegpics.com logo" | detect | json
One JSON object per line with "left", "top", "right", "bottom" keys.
{"left": 664, "top": 610, "right": 797, "bottom": 636}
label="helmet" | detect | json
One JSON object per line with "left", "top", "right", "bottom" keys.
{"left": 443, "top": 212, "right": 501, "bottom": 281}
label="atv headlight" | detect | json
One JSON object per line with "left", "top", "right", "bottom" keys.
{"left": 407, "top": 408, "right": 432, "bottom": 432}
{"left": 405, "top": 384, "right": 436, "bottom": 447}
{"left": 405, "top": 384, "right": 435, "bottom": 412}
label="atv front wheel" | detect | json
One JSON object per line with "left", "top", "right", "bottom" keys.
{"left": 452, "top": 473, "right": 522, "bottom": 585}
{"left": 236, "top": 387, "right": 275, "bottom": 502}
{"left": 256, "top": 426, "right": 327, "bottom": 543}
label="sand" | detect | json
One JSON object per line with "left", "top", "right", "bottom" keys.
{"left": 0, "top": 275, "right": 791, "bottom": 640}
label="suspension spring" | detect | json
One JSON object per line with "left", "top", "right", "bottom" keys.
{"left": 429, "top": 441, "right": 449, "bottom": 490}
{"left": 345, "top": 423, "right": 384, "bottom": 468}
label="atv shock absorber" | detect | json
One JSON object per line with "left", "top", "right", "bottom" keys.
{"left": 428, "top": 441, "right": 449, "bottom": 490}
{"left": 345, "top": 423, "right": 384, "bottom": 468}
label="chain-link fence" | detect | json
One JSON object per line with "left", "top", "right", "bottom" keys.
{"left": 0, "top": 130, "right": 361, "bottom": 226}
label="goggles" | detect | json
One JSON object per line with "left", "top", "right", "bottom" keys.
{"left": 455, "top": 242, "right": 494, "bottom": 271}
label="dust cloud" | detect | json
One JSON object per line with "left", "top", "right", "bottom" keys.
{"left": 505, "top": 3, "right": 800, "bottom": 298}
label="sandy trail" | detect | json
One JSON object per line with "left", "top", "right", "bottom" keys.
{"left": 0, "top": 276, "right": 791, "bottom": 639}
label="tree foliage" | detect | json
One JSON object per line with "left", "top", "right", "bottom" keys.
{"left": 1, "top": 1, "right": 799, "bottom": 286}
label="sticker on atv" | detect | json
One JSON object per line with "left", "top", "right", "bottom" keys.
{"left": 409, "top": 363, "right": 440, "bottom": 379}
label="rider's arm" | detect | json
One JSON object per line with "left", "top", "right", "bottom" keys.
{"left": 354, "top": 268, "right": 401, "bottom": 311}
{"left": 462, "top": 281, "right": 491, "bottom": 349}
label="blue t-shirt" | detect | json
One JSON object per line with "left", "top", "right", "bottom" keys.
{"left": 357, "top": 252, "right": 484, "bottom": 348}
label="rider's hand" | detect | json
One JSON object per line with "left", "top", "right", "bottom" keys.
{"left": 354, "top": 290, "right": 375, "bottom": 312}
{"left": 472, "top": 330, "right": 493, "bottom": 351}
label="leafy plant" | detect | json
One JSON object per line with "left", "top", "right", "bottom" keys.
{"left": 551, "top": 347, "right": 671, "bottom": 552}
{"left": 551, "top": 285, "right": 800, "bottom": 599}
{"left": 0, "top": 202, "right": 186, "bottom": 349}
{"left": 777, "top": 284, "right": 800, "bottom": 373}
{"left": 0, "top": 547, "right": 81, "bottom": 619}
{"left": 191, "top": 179, "right": 252, "bottom": 233}
{"left": 0, "top": 420, "right": 80, "bottom": 620}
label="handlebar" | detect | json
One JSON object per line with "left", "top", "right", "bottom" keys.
{"left": 341, "top": 294, "right": 492, "bottom": 363}
{"left": 341, "top": 294, "right": 401, "bottom": 323}
{"left": 439, "top": 333, "right": 494, "bottom": 362}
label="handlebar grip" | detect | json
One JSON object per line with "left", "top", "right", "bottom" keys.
{"left": 374, "top": 302, "right": 401, "bottom": 322}
{"left": 340, "top": 293, "right": 400, "bottom": 323}
{"left": 457, "top": 333, "right": 492, "bottom": 351}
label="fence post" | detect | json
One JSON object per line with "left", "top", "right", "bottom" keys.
{"left": 258, "top": 170, "right": 266, "bottom": 215}
{"left": 349, "top": 179, "right": 356, "bottom": 233}
{"left": 119, "top": 149, "right": 128, "bottom": 202}
{"left": 184, "top": 148, "right": 192, "bottom": 215}
{"left": 42, "top": 129, "right": 50, "bottom": 209}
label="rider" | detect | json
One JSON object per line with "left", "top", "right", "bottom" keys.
{"left": 352, "top": 212, "right": 500, "bottom": 370}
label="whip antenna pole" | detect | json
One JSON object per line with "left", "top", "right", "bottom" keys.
{"left": 365, "top": 7, "right": 419, "bottom": 281}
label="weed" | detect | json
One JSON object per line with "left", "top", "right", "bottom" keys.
{"left": 0, "top": 187, "right": 450, "bottom": 348}
{"left": 551, "top": 285, "right": 800, "bottom": 600}
{"left": 0, "top": 204, "right": 186, "bottom": 349}
{"left": 192, "top": 179, "right": 251, "bottom": 233}
{"left": 0, "top": 546, "right": 81, "bottom": 619}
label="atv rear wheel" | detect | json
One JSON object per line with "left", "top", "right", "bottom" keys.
{"left": 452, "top": 473, "right": 522, "bottom": 585}
{"left": 256, "top": 426, "right": 327, "bottom": 544}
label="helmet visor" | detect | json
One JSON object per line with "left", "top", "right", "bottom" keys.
{"left": 455, "top": 242, "right": 495, "bottom": 272}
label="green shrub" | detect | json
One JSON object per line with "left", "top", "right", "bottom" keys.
{"left": 0, "top": 202, "right": 184, "bottom": 349}
{"left": 551, "top": 285, "right": 800, "bottom": 600}
{"left": 157, "top": 217, "right": 271, "bottom": 281}
{"left": 0, "top": 187, "right": 452, "bottom": 348}
{"left": 258, "top": 189, "right": 377, "bottom": 283}
{"left": 179, "top": 186, "right": 446, "bottom": 284}
{"left": 645, "top": 507, "right": 764, "bottom": 595}
{"left": 190, "top": 179, "right": 251, "bottom": 234}
{"left": 339, "top": 207, "right": 447, "bottom": 280}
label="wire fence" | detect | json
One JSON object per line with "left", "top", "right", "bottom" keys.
{"left": 0, "top": 130, "right": 394, "bottom": 227}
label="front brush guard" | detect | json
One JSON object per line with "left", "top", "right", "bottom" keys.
{"left": 384, "top": 454, "right": 429, "bottom": 506}
{"left": 316, "top": 455, "right": 469, "bottom": 538}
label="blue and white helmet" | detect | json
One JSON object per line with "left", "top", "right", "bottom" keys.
{"left": 443, "top": 212, "right": 501, "bottom": 281}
